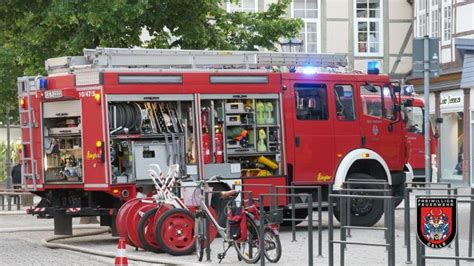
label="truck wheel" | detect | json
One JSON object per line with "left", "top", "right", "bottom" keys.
{"left": 392, "top": 183, "right": 404, "bottom": 207}
{"left": 334, "top": 173, "right": 384, "bottom": 227}
{"left": 280, "top": 195, "right": 308, "bottom": 226}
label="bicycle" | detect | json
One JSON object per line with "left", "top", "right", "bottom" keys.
{"left": 245, "top": 198, "right": 282, "bottom": 263}
{"left": 193, "top": 176, "right": 262, "bottom": 263}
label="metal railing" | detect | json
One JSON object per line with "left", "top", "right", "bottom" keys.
{"left": 403, "top": 181, "right": 454, "bottom": 264}
{"left": 257, "top": 193, "right": 314, "bottom": 266}
{"left": 328, "top": 181, "right": 398, "bottom": 266}
{"left": 415, "top": 190, "right": 474, "bottom": 266}
{"left": 274, "top": 185, "right": 323, "bottom": 257}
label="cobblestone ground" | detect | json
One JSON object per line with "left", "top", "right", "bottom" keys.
{"left": 0, "top": 188, "right": 472, "bottom": 265}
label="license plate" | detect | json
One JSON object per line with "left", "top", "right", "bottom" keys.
{"left": 44, "top": 90, "right": 63, "bottom": 99}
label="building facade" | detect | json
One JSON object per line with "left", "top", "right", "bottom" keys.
{"left": 242, "top": 0, "right": 414, "bottom": 77}
{"left": 410, "top": 0, "right": 474, "bottom": 185}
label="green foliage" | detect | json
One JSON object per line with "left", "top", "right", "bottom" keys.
{"left": 0, "top": 0, "right": 302, "bottom": 123}
{"left": 0, "top": 142, "right": 20, "bottom": 181}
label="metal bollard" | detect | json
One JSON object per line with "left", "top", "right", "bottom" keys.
{"left": 308, "top": 195, "right": 313, "bottom": 266}
{"left": 7, "top": 195, "right": 12, "bottom": 211}
{"left": 328, "top": 195, "right": 334, "bottom": 266}
{"left": 416, "top": 235, "right": 426, "bottom": 266}
{"left": 470, "top": 188, "right": 474, "bottom": 258}
{"left": 454, "top": 189, "right": 460, "bottom": 266}
{"left": 259, "top": 195, "right": 265, "bottom": 266}
{"left": 204, "top": 192, "right": 211, "bottom": 261}
{"left": 291, "top": 186, "right": 296, "bottom": 242}
{"left": 404, "top": 185, "right": 412, "bottom": 264}
{"left": 340, "top": 195, "right": 346, "bottom": 266}
{"left": 346, "top": 186, "right": 351, "bottom": 238}
{"left": 388, "top": 195, "right": 395, "bottom": 266}
{"left": 318, "top": 186, "right": 323, "bottom": 257}
{"left": 384, "top": 188, "right": 389, "bottom": 251}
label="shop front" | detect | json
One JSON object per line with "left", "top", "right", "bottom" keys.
{"left": 437, "top": 90, "right": 465, "bottom": 183}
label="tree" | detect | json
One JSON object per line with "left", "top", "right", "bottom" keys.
{"left": 0, "top": 0, "right": 302, "bottom": 123}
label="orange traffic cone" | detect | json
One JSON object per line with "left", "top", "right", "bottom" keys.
{"left": 115, "top": 237, "right": 128, "bottom": 266}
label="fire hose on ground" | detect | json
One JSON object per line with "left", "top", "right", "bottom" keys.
{"left": 0, "top": 224, "right": 194, "bottom": 265}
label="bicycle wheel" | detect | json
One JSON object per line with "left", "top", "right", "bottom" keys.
{"left": 137, "top": 204, "right": 172, "bottom": 253}
{"left": 233, "top": 214, "right": 261, "bottom": 264}
{"left": 194, "top": 212, "right": 205, "bottom": 262}
{"left": 264, "top": 228, "right": 281, "bottom": 263}
{"left": 155, "top": 208, "right": 196, "bottom": 256}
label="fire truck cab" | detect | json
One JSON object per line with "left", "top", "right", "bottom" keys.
{"left": 403, "top": 96, "right": 438, "bottom": 181}
{"left": 18, "top": 48, "right": 411, "bottom": 234}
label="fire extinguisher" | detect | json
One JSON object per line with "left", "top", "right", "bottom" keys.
{"left": 202, "top": 133, "right": 211, "bottom": 164}
{"left": 215, "top": 129, "right": 223, "bottom": 163}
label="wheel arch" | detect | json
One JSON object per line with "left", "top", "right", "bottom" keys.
{"left": 333, "top": 148, "right": 391, "bottom": 190}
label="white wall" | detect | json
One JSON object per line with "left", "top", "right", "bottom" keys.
{"left": 0, "top": 127, "right": 21, "bottom": 145}
{"left": 456, "top": 4, "right": 474, "bottom": 34}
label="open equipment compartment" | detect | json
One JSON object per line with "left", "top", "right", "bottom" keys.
{"left": 107, "top": 94, "right": 195, "bottom": 184}
{"left": 200, "top": 94, "right": 283, "bottom": 179}
{"left": 42, "top": 100, "right": 83, "bottom": 183}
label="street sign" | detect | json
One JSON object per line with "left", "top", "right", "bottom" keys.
{"left": 412, "top": 38, "right": 440, "bottom": 78}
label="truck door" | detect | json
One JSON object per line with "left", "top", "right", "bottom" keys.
{"left": 291, "top": 82, "right": 335, "bottom": 184}
{"left": 359, "top": 83, "right": 403, "bottom": 168}
{"left": 404, "top": 104, "right": 425, "bottom": 172}
{"left": 333, "top": 83, "right": 360, "bottom": 163}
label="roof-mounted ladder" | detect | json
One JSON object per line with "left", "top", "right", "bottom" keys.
{"left": 45, "top": 48, "right": 348, "bottom": 74}
{"left": 17, "top": 77, "right": 39, "bottom": 190}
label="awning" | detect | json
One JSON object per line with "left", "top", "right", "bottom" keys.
{"left": 461, "top": 53, "right": 474, "bottom": 88}
{"left": 455, "top": 38, "right": 474, "bottom": 88}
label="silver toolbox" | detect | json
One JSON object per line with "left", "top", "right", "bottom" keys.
{"left": 43, "top": 100, "right": 81, "bottom": 118}
{"left": 132, "top": 141, "right": 169, "bottom": 180}
{"left": 225, "top": 102, "right": 245, "bottom": 113}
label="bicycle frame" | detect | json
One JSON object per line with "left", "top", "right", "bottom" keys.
{"left": 198, "top": 196, "right": 227, "bottom": 239}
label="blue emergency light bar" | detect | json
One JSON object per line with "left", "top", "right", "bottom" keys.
{"left": 367, "top": 61, "right": 380, "bottom": 75}
{"left": 39, "top": 78, "right": 48, "bottom": 90}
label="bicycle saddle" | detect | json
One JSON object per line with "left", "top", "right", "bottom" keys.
{"left": 220, "top": 190, "right": 239, "bottom": 199}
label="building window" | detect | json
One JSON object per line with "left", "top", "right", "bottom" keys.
{"left": 429, "top": 0, "right": 440, "bottom": 38}
{"left": 415, "top": 0, "right": 427, "bottom": 37}
{"left": 291, "top": 0, "right": 320, "bottom": 53}
{"left": 442, "top": 0, "right": 452, "bottom": 43}
{"left": 354, "top": 0, "right": 383, "bottom": 57}
{"left": 226, "top": 0, "right": 258, "bottom": 12}
{"left": 295, "top": 83, "right": 328, "bottom": 120}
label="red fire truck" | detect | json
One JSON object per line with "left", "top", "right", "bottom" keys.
{"left": 18, "top": 48, "right": 412, "bottom": 234}
{"left": 403, "top": 95, "right": 438, "bottom": 182}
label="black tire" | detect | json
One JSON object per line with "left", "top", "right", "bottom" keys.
{"left": 137, "top": 207, "right": 160, "bottom": 253}
{"left": 392, "top": 184, "right": 404, "bottom": 207}
{"left": 195, "top": 212, "right": 205, "bottom": 262}
{"left": 334, "top": 173, "right": 384, "bottom": 227}
{"left": 264, "top": 228, "right": 282, "bottom": 263}
{"left": 281, "top": 208, "right": 308, "bottom": 227}
{"left": 155, "top": 208, "right": 196, "bottom": 256}
{"left": 233, "top": 214, "right": 261, "bottom": 264}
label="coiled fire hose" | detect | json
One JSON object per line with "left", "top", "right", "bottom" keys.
{"left": 1, "top": 225, "right": 194, "bottom": 265}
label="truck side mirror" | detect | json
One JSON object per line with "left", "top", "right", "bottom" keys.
{"left": 365, "top": 82, "right": 378, "bottom": 93}
{"left": 436, "top": 117, "right": 443, "bottom": 123}
{"left": 403, "top": 99, "right": 413, "bottom": 107}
